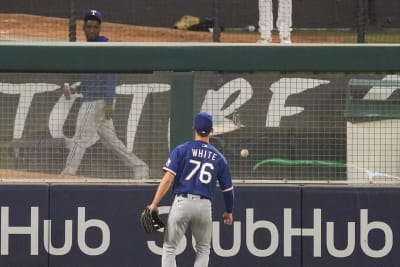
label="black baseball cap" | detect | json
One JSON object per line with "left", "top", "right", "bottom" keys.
{"left": 83, "top": 9, "right": 102, "bottom": 23}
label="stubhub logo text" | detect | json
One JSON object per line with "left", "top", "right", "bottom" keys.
{"left": 0, "top": 207, "right": 110, "bottom": 256}
{"left": 148, "top": 208, "right": 393, "bottom": 259}
{"left": 0, "top": 206, "right": 393, "bottom": 258}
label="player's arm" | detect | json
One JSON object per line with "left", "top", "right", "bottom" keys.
{"left": 103, "top": 74, "right": 117, "bottom": 119}
{"left": 219, "top": 159, "right": 234, "bottom": 225}
{"left": 222, "top": 188, "right": 234, "bottom": 225}
{"left": 104, "top": 73, "right": 117, "bottom": 104}
{"left": 149, "top": 171, "right": 175, "bottom": 211}
{"left": 62, "top": 82, "right": 80, "bottom": 99}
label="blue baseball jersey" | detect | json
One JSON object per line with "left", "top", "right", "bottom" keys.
{"left": 163, "top": 140, "right": 233, "bottom": 200}
{"left": 80, "top": 35, "right": 117, "bottom": 104}
{"left": 80, "top": 73, "right": 117, "bottom": 104}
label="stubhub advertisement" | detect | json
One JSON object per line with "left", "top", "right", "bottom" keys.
{"left": 0, "top": 184, "right": 399, "bottom": 267}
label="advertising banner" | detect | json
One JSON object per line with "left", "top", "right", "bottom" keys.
{"left": 1, "top": 72, "right": 398, "bottom": 181}
{"left": 302, "top": 186, "right": 400, "bottom": 267}
{"left": 47, "top": 185, "right": 301, "bottom": 267}
{"left": 0, "top": 185, "right": 399, "bottom": 266}
{"left": 0, "top": 185, "right": 49, "bottom": 267}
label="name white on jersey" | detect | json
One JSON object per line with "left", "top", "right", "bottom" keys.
{"left": 191, "top": 149, "right": 217, "bottom": 161}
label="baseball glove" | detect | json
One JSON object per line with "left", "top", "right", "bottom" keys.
{"left": 140, "top": 207, "right": 165, "bottom": 233}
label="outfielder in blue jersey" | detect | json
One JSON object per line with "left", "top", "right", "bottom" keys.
{"left": 149, "top": 111, "right": 234, "bottom": 267}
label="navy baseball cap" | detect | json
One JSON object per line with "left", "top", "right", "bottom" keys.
{"left": 84, "top": 9, "right": 102, "bottom": 23}
{"left": 194, "top": 112, "right": 213, "bottom": 135}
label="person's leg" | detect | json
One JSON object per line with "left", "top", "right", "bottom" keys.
{"left": 192, "top": 200, "right": 212, "bottom": 267}
{"left": 277, "top": 0, "right": 292, "bottom": 43}
{"left": 258, "top": 0, "right": 273, "bottom": 42}
{"left": 62, "top": 101, "right": 99, "bottom": 175}
{"left": 162, "top": 197, "right": 191, "bottom": 267}
{"left": 97, "top": 118, "right": 149, "bottom": 179}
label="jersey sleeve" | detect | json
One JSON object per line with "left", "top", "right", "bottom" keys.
{"left": 218, "top": 159, "right": 234, "bottom": 192}
{"left": 162, "top": 145, "right": 182, "bottom": 176}
{"left": 103, "top": 74, "right": 117, "bottom": 104}
{"left": 218, "top": 158, "right": 234, "bottom": 213}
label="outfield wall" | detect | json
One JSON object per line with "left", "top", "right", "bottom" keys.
{"left": 1, "top": 44, "right": 400, "bottom": 182}
{"left": 0, "top": 44, "right": 400, "bottom": 267}
{"left": 0, "top": 184, "right": 400, "bottom": 267}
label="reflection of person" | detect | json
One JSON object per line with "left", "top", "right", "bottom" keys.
{"left": 147, "top": 112, "right": 234, "bottom": 267}
{"left": 61, "top": 10, "right": 149, "bottom": 179}
{"left": 258, "top": 0, "right": 292, "bottom": 44}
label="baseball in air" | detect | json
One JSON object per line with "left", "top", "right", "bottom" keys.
{"left": 240, "top": 149, "right": 249, "bottom": 158}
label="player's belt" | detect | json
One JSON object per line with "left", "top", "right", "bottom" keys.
{"left": 176, "top": 193, "right": 208, "bottom": 200}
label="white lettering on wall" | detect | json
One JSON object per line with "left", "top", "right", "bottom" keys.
{"left": 266, "top": 78, "right": 330, "bottom": 127}
{"left": 360, "top": 209, "right": 392, "bottom": 258}
{"left": 0, "top": 206, "right": 110, "bottom": 256}
{"left": 1, "top": 206, "right": 39, "bottom": 255}
{"left": 77, "top": 207, "right": 110, "bottom": 256}
{"left": 285, "top": 208, "right": 322, "bottom": 257}
{"left": 48, "top": 83, "right": 170, "bottom": 152}
{"left": 0, "top": 78, "right": 330, "bottom": 144}
{"left": 117, "top": 83, "right": 170, "bottom": 152}
{"left": 200, "top": 78, "right": 253, "bottom": 134}
{"left": 147, "top": 207, "right": 394, "bottom": 259}
{"left": 212, "top": 221, "right": 241, "bottom": 257}
{"left": 0, "top": 205, "right": 394, "bottom": 258}
{"left": 0, "top": 83, "right": 59, "bottom": 139}
{"left": 246, "top": 208, "right": 279, "bottom": 257}
{"left": 43, "top": 219, "right": 73, "bottom": 255}
{"left": 326, "top": 220, "right": 356, "bottom": 257}
{"left": 49, "top": 81, "right": 82, "bottom": 139}
{"left": 4, "top": 75, "right": 396, "bottom": 151}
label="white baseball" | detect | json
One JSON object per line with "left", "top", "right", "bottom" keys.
{"left": 240, "top": 149, "right": 249, "bottom": 158}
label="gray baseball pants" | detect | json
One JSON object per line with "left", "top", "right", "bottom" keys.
{"left": 162, "top": 194, "right": 212, "bottom": 267}
{"left": 258, "top": 0, "right": 292, "bottom": 39}
{"left": 61, "top": 100, "right": 149, "bottom": 178}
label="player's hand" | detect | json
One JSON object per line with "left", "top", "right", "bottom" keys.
{"left": 104, "top": 104, "right": 114, "bottom": 120}
{"left": 63, "top": 83, "right": 71, "bottom": 100}
{"left": 63, "top": 83, "right": 77, "bottom": 100}
{"left": 148, "top": 204, "right": 157, "bottom": 212}
{"left": 223, "top": 212, "right": 233, "bottom": 225}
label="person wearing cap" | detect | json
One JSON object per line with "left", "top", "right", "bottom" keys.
{"left": 61, "top": 10, "right": 150, "bottom": 179}
{"left": 147, "top": 111, "right": 234, "bottom": 267}
{"left": 82, "top": 9, "right": 107, "bottom": 42}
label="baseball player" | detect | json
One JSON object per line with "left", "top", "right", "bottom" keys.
{"left": 148, "top": 112, "right": 234, "bottom": 267}
{"left": 258, "top": 0, "right": 292, "bottom": 43}
{"left": 61, "top": 10, "right": 149, "bottom": 179}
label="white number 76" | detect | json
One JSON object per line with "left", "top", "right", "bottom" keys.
{"left": 185, "top": 160, "right": 214, "bottom": 184}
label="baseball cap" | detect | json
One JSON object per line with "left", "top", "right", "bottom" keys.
{"left": 83, "top": 9, "right": 102, "bottom": 23}
{"left": 194, "top": 112, "right": 213, "bottom": 135}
